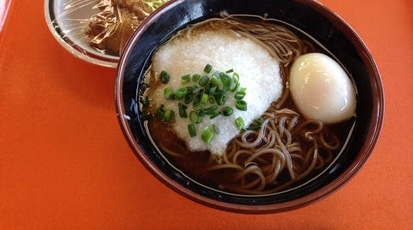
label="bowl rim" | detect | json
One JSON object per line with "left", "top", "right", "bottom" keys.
{"left": 114, "top": 0, "right": 384, "bottom": 213}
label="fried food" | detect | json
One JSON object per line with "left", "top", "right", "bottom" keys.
{"left": 86, "top": 0, "right": 170, "bottom": 55}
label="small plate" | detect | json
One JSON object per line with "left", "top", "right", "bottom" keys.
{"left": 44, "top": 0, "right": 119, "bottom": 68}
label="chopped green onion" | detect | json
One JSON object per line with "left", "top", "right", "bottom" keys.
{"left": 200, "top": 93, "right": 209, "bottom": 104}
{"left": 198, "top": 109, "right": 206, "bottom": 118}
{"left": 204, "top": 84, "right": 211, "bottom": 94}
{"left": 221, "top": 106, "right": 233, "bottom": 116}
{"left": 234, "top": 91, "right": 246, "bottom": 100}
{"left": 192, "top": 86, "right": 201, "bottom": 94}
{"left": 178, "top": 103, "right": 188, "bottom": 118}
{"left": 193, "top": 93, "right": 202, "bottom": 107}
{"left": 181, "top": 74, "right": 191, "bottom": 83}
{"left": 215, "top": 90, "right": 228, "bottom": 105}
{"left": 210, "top": 75, "right": 222, "bottom": 87}
{"left": 212, "top": 124, "right": 220, "bottom": 134}
{"left": 231, "top": 82, "right": 240, "bottom": 92}
{"left": 232, "top": 73, "right": 239, "bottom": 84}
{"left": 155, "top": 66, "right": 250, "bottom": 143}
{"left": 163, "top": 109, "right": 175, "bottom": 123}
{"left": 189, "top": 111, "right": 199, "bottom": 123}
{"left": 235, "top": 100, "right": 248, "bottom": 111}
{"left": 201, "top": 127, "right": 214, "bottom": 144}
{"left": 188, "top": 123, "right": 197, "bottom": 137}
{"left": 160, "top": 71, "right": 170, "bottom": 84}
{"left": 155, "top": 105, "right": 165, "bottom": 120}
{"left": 185, "top": 85, "right": 194, "bottom": 92}
{"left": 209, "top": 86, "right": 218, "bottom": 95}
{"left": 255, "top": 118, "right": 264, "bottom": 125}
{"left": 235, "top": 116, "right": 245, "bottom": 130}
{"left": 233, "top": 72, "right": 239, "bottom": 80}
{"left": 174, "top": 86, "right": 187, "bottom": 100}
{"left": 198, "top": 75, "right": 210, "bottom": 87}
{"left": 246, "top": 125, "right": 259, "bottom": 130}
{"left": 164, "top": 87, "right": 174, "bottom": 99}
{"left": 209, "top": 111, "right": 221, "bottom": 119}
{"left": 246, "top": 118, "right": 264, "bottom": 130}
{"left": 230, "top": 76, "right": 238, "bottom": 91}
{"left": 204, "top": 105, "right": 218, "bottom": 115}
{"left": 196, "top": 115, "right": 203, "bottom": 123}
{"left": 220, "top": 73, "right": 233, "bottom": 91}
{"left": 204, "top": 64, "right": 213, "bottom": 73}
{"left": 192, "top": 74, "right": 201, "bottom": 82}
{"left": 184, "top": 93, "right": 193, "bottom": 104}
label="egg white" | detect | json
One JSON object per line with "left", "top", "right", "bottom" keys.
{"left": 289, "top": 53, "right": 356, "bottom": 124}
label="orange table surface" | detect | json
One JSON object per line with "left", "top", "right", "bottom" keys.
{"left": 1, "top": 0, "right": 412, "bottom": 229}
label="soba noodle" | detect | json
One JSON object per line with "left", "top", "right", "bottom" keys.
{"left": 209, "top": 107, "right": 340, "bottom": 195}
{"left": 143, "top": 15, "right": 347, "bottom": 195}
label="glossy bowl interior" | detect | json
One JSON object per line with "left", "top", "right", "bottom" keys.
{"left": 115, "top": 0, "right": 384, "bottom": 213}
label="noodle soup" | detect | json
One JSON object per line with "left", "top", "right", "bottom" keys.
{"left": 139, "top": 15, "right": 357, "bottom": 195}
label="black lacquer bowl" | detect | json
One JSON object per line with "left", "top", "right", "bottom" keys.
{"left": 115, "top": 0, "right": 384, "bottom": 213}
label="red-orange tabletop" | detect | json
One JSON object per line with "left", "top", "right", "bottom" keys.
{"left": 1, "top": 0, "right": 412, "bottom": 229}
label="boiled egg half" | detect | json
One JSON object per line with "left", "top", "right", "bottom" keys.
{"left": 289, "top": 53, "right": 356, "bottom": 124}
